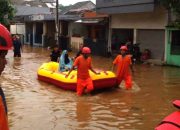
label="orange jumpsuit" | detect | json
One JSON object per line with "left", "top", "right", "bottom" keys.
{"left": 74, "top": 55, "right": 94, "bottom": 96}
{"left": 0, "top": 97, "right": 9, "bottom": 130}
{"left": 113, "top": 55, "right": 132, "bottom": 89}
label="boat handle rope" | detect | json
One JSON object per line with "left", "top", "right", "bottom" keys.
{"left": 104, "top": 71, "right": 108, "bottom": 75}
{"left": 159, "top": 121, "right": 180, "bottom": 128}
{"left": 71, "top": 75, "right": 75, "bottom": 79}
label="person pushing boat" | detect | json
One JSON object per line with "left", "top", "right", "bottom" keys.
{"left": 66, "top": 47, "right": 100, "bottom": 96}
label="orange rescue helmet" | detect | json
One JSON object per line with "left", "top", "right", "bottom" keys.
{"left": 82, "top": 47, "right": 91, "bottom": 54}
{"left": 120, "top": 46, "right": 128, "bottom": 51}
{"left": 0, "top": 24, "right": 12, "bottom": 50}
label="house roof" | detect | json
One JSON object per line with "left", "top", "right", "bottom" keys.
{"left": 15, "top": 5, "right": 52, "bottom": 16}
{"left": 14, "top": 1, "right": 96, "bottom": 22}
{"left": 11, "top": 0, "right": 50, "bottom": 7}
{"left": 24, "top": 14, "right": 80, "bottom": 22}
{"left": 83, "top": 11, "right": 109, "bottom": 19}
{"left": 96, "top": 0, "right": 155, "bottom": 14}
{"left": 44, "top": 14, "right": 80, "bottom": 21}
{"left": 61, "top": 1, "right": 95, "bottom": 14}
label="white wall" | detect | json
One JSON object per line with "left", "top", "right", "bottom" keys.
{"left": 111, "top": 7, "right": 168, "bottom": 29}
{"left": 10, "top": 24, "right": 25, "bottom": 34}
{"left": 70, "top": 22, "right": 87, "bottom": 37}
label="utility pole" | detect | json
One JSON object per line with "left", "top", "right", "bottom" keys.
{"left": 55, "top": 0, "right": 59, "bottom": 46}
{"left": 41, "top": 0, "right": 60, "bottom": 46}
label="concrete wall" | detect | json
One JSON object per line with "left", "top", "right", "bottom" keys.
{"left": 111, "top": 7, "right": 168, "bottom": 29}
{"left": 69, "top": 22, "right": 87, "bottom": 50}
{"left": 70, "top": 37, "right": 83, "bottom": 50}
{"left": 70, "top": 22, "right": 87, "bottom": 37}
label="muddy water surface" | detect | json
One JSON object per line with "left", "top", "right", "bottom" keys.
{"left": 1, "top": 46, "right": 180, "bottom": 130}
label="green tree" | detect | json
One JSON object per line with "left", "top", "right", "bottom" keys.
{"left": 0, "top": 0, "right": 15, "bottom": 25}
{"left": 159, "top": 0, "right": 180, "bottom": 26}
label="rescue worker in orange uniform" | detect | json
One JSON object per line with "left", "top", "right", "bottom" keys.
{"left": 66, "top": 47, "right": 99, "bottom": 96}
{"left": 112, "top": 46, "right": 134, "bottom": 90}
{"left": 0, "top": 23, "right": 12, "bottom": 130}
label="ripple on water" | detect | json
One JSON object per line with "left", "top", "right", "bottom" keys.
{"left": 3, "top": 48, "right": 179, "bottom": 130}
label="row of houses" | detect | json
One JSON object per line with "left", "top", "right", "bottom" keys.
{"left": 11, "top": 0, "right": 180, "bottom": 66}
{"left": 11, "top": 1, "right": 108, "bottom": 55}
{"left": 96, "top": 0, "right": 180, "bottom": 66}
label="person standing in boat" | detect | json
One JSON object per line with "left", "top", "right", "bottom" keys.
{"left": 0, "top": 24, "right": 12, "bottom": 130}
{"left": 59, "top": 50, "right": 73, "bottom": 72}
{"left": 112, "top": 46, "right": 134, "bottom": 90}
{"left": 66, "top": 47, "right": 99, "bottom": 96}
{"left": 50, "top": 45, "right": 61, "bottom": 62}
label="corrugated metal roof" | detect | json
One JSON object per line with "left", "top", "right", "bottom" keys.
{"left": 96, "top": 0, "right": 155, "bottom": 14}
{"left": 11, "top": 0, "right": 46, "bottom": 7}
{"left": 44, "top": 14, "right": 80, "bottom": 21}
{"left": 15, "top": 5, "right": 52, "bottom": 16}
{"left": 11, "top": 0, "right": 54, "bottom": 7}
{"left": 24, "top": 14, "right": 80, "bottom": 21}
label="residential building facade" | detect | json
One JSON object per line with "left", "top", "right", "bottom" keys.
{"left": 11, "top": 1, "right": 97, "bottom": 51}
{"left": 97, "top": 0, "right": 168, "bottom": 60}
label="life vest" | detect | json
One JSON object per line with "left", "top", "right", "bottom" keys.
{"left": 173, "top": 100, "right": 180, "bottom": 109}
{"left": 155, "top": 100, "right": 180, "bottom": 130}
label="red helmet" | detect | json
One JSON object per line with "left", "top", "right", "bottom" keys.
{"left": 0, "top": 24, "right": 12, "bottom": 50}
{"left": 82, "top": 47, "right": 91, "bottom": 54}
{"left": 120, "top": 46, "right": 128, "bottom": 51}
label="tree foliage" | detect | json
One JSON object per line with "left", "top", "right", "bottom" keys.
{"left": 159, "top": 0, "right": 180, "bottom": 19}
{"left": 159, "top": 0, "right": 180, "bottom": 27}
{"left": 0, "top": 0, "right": 15, "bottom": 25}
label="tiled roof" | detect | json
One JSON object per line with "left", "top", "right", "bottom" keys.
{"left": 61, "top": 1, "right": 95, "bottom": 14}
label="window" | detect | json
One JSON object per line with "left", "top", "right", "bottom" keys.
{"left": 171, "top": 30, "right": 180, "bottom": 55}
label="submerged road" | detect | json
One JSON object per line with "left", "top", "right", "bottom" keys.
{"left": 0, "top": 46, "right": 180, "bottom": 130}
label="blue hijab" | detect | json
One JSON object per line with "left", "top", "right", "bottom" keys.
{"left": 59, "top": 50, "right": 73, "bottom": 71}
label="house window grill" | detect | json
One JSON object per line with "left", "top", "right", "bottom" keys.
{"left": 171, "top": 30, "right": 180, "bottom": 55}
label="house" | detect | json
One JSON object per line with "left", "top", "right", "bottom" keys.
{"left": 96, "top": 0, "right": 168, "bottom": 61}
{"left": 166, "top": 28, "right": 180, "bottom": 66}
{"left": 11, "top": 0, "right": 96, "bottom": 49}
{"left": 11, "top": 5, "right": 52, "bottom": 46}
{"left": 69, "top": 10, "right": 109, "bottom": 55}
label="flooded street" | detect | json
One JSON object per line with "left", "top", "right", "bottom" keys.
{"left": 1, "top": 46, "right": 180, "bottom": 130}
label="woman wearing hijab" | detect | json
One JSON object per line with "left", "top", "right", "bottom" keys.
{"left": 59, "top": 50, "right": 73, "bottom": 72}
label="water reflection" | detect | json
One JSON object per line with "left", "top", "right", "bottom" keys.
{"left": 76, "top": 98, "right": 92, "bottom": 129}
{"left": 0, "top": 46, "right": 179, "bottom": 130}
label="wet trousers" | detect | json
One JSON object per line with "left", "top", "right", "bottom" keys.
{"left": 117, "top": 74, "right": 132, "bottom": 89}
{"left": 0, "top": 97, "right": 9, "bottom": 130}
{"left": 77, "top": 78, "right": 94, "bottom": 96}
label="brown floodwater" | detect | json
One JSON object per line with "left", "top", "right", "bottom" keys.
{"left": 0, "top": 46, "right": 180, "bottom": 130}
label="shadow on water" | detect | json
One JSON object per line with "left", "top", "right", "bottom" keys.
{"left": 0, "top": 45, "right": 180, "bottom": 130}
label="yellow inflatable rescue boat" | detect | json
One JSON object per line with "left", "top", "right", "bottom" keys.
{"left": 37, "top": 62, "right": 117, "bottom": 91}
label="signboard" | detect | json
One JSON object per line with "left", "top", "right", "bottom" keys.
{"left": 31, "top": 14, "right": 45, "bottom": 21}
